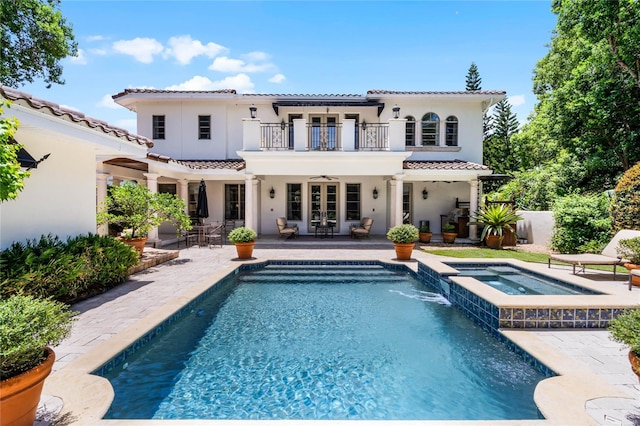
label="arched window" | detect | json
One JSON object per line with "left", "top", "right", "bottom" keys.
{"left": 405, "top": 115, "right": 415, "bottom": 146}
{"left": 445, "top": 116, "right": 458, "bottom": 146}
{"left": 421, "top": 112, "right": 439, "bottom": 146}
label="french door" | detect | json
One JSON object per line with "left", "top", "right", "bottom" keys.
{"left": 309, "top": 183, "right": 339, "bottom": 232}
{"left": 309, "top": 115, "right": 339, "bottom": 150}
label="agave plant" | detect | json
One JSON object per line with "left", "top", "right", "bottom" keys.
{"left": 470, "top": 204, "right": 523, "bottom": 241}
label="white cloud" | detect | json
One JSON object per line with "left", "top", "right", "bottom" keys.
{"left": 69, "top": 49, "right": 87, "bottom": 65}
{"left": 242, "top": 51, "right": 269, "bottom": 62}
{"left": 115, "top": 119, "right": 137, "bottom": 133}
{"left": 269, "top": 73, "right": 286, "bottom": 84}
{"left": 112, "top": 37, "right": 164, "bottom": 63}
{"left": 87, "top": 35, "right": 106, "bottom": 42}
{"left": 97, "top": 94, "right": 121, "bottom": 109}
{"left": 164, "top": 35, "right": 226, "bottom": 65}
{"left": 165, "top": 74, "right": 254, "bottom": 93}
{"left": 89, "top": 48, "right": 107, "bottom": 56}
{"left": 509, "top": 94, "right": 526, "bottom": 107}
{"left": 208, "top": 56, "right": 273, "bottom": 73}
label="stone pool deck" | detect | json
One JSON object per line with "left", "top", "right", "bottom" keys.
{"left": 37, "top": 238, "right": 640, "bottom": 425}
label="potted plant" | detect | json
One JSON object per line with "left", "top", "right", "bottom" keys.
{"left": 97, "top": 181, "right": 192, "bottom": 256}
{"left": 1, "top": 295, "right": 74, "bottom": 426}
{"left": 419, "top": 224, "right": 432, "bottom": 243}
{"left": 608, "top": 308, "right": 640, "bottom": 382}
{"left": 469, "top": 204, "right": 523, "bottom": 249}
{"left": 228, "top": 227, "right": 257, "bottom": 259}
{"left": 442, "top": 223, "right": 457, "bottom": 244}
{"left": 617, "top": 236, "right": 640, "bottom": 286}
{"left": 386, "top": 224, "right": 419, "bottom": 260}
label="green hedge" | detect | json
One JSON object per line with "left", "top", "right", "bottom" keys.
{"left": 0, "top": 234, "right": 138, "bottom": 303}
{"left": 551, "top": 193, "right": 612, "bottom": 254}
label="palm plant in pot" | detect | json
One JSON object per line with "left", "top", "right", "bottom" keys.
{"left": 608, "top": 308, "right": 640, "bottom": 382}
{"left": 617, "top": 236, "right": 640, "bottom": 286}
{"left": 228, "top": 227, "right": 257, "bottom": 260}
{"left": 1, "top": 295, "right": 74, "bottom": 426}
{"left": 469, "top": 204, "right": 523, "bottom": 249}
{"left": 386, "top": 224, "right": 419, "bottom": 261}
{"left": 97, "top": 181, "right": 192, "bottom": 256}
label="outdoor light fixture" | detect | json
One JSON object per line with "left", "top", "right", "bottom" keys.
{"left": 269, "top": 187, "right": 275, "bottom": 199}
{"left": 249, "top": 104, "right": 257, "bottom": 119}
{"left": 362, "top": 120, "right": 367, "bottom": 130}
{"left": 373, "top": 187, "right": 379, "bottom": 199}
{"left": 281, "top": 120, "right": 286, "bottom": 130}
{"left": 392, "top": 104, "right": 400, "bottom": 119}
{"left": 422, "top": 188, "right": 429, "bottom": 199}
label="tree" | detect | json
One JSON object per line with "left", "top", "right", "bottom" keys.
{"left": 465, "top": 62, "right": 482, "bottom": 91}
{"left": 0, "top": 101, "right": 30, "bottom": 202}
{"left": 0, "top": 0, "right": 78, "bottom": 87}
{"left": 483, "top": 98, "right": 519, "bottom": 175}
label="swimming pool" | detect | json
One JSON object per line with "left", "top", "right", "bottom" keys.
{"left": 443, "top": 263, "right": 602, "bottom": 296}
{"left": 98, "top": 262, "right": 548, "bottom": 421}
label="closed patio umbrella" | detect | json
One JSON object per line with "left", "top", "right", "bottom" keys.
{"left": 196, "top": 179, "right": 209, "bottom": 220}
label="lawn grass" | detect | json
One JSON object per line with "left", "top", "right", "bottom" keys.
{"left": 421, "top": 247, "right": 618, "bottom": 273}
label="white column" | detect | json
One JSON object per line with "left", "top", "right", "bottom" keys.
{"left": 293, "top": 119, "right": 307, "bottom": 151}
{"left": 469, "top": 179, "right": 479, "bottom": 241}
{"left": 96, "top": 172, "right": 109, "bottom": 236}
{"left": 244, "top": 174, "right": 257, "bottom": 231}
{"left": 342, "top": 119, "right": 355, "bottom": 152}
{"left": 388, "top": 118, "right": 407, "bottom": 151}
{"left": 389, "top": 180, "right": 397, "bottom": 226}
{"left": 392, "top": 175, "right": 404, "bottom": 226}
{"left": 179, "top": 179, "right": 189, "bottom": 216}
{"left": 144, "top": 173, "right": 160, "bottom": 245}
{"left": 242, "top": 118, "right": 261, "bottom": 151}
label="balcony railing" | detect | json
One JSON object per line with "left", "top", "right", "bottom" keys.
{"left": 258, "top": 122, "right": 389, "bottom": 151}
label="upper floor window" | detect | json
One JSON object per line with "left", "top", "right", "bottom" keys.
{"left": 152, "top": 115, "right": 165, "bottom": 140}
{"left": 445, "top": 116, "right": 458, "bottom": 146}
{"left": 198, "top": 115, "right": 211, "bottom": 140}
{"left": 405, "top": 116, "right": 416, "bottom": 146}
{"left": 421, "top": 113, "right": 439, "bottom": 146}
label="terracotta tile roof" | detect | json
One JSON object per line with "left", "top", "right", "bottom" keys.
{"left": 176, "top": 159, "right": 246, "bottom": 171}
{"left": 403, "top": 160, "right": 490, "bottom": 170}
{"left": 0, "top": 85, "right": 153, "bottom": 148}
{"left": 368, "top": 90, "right": 506, "bottom": 96}
{"left": 247, "top": 93, "right": 364, "bottom": 98}
{"left": 112, "top": 88, "right": 237, "bottom": 99}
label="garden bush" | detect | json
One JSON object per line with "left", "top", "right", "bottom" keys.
{"left": 551, "top": 193, "right": 612, "bottom": 254}
{"left": 0, "top": 233, "right": 138, "bottom": 303}
{"left": 610, "top": 161, "right": 640, "bottom": 232}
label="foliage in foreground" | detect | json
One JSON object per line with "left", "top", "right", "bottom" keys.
{"left": 0, "top": 294, "right": 74, "bottom": 378}
{"left": 0, "top": 101, "right": 30, "bottom": 202}
{"left": 609, "top": 309, "right": 640, "bottom": 354}
{"left": 0, "top": 233, "right": 139, "bottom": 303}
{"left": 551, "top": 193, "right": 612, "bottom": 254}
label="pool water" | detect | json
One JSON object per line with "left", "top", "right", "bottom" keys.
{"left": 101, "top": 263, "right": 547, "bottom": 420}
{"left": 445, "top": 263, "right": 600, "bottom": 295}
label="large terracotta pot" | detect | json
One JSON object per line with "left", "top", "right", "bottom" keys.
{"left": 419, "top": 232, "right": 432, "bottom": 243}
{"left": 118, "top": 237, "right": 147, "bottom": 256}
{"left": 393, "top": 242, "right": 415, "bottom": 261}
{"left": 624, "top": 263, "right": 640, "bottom": 286}
{"left": 442, "top": 232, "right": 457, "bottom": 244}
{"left": 629, "top": 351, "right": 640, "bottom": 383}
{"left": 0, "top": 347, "right": 55, "bottom": 426}
{"left": 234, "top": 241, "right": 255, "bottom": 259}
{"left": 485, "top": 235, "right": 504, "bottom": 250}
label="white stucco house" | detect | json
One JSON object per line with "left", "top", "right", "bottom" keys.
{"left": 0, "top": 85, "right": 505, "bottom": 249}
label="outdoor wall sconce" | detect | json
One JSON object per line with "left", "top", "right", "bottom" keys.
{"left": 249, "top": 104, "right": 257, "bottom": 119}
{"left": 422, "top": 188, "right": 429, "bottom": 199}
{"left": 373, "top": 187, "right": 379, "bottom": 199}
{"left": 280, "top": 120, "right": 286, "bottom": 130}
{"left": 269, "top": 187, "right": 275, "bottom": 199}
{"left": 362, "top": 120, "right": 367, "bottom": 130}
{"left": 392, "top": 104, "right": 400, "bottom": 119}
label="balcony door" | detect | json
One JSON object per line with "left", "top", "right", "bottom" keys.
{"left": 309, "top": 183, "right": 339, "bottom": 232}
{"left": 309, "top": 115, "right": 338, "bottom": 150}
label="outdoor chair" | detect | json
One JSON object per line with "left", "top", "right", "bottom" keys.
{"left": 276, "top": 217, "right": 299, "bottom": 239}
{"left": 548, "top": 229, "right": 640, "bottom": 279}
{"left": 629, "top": 269, "right": 640, "bottom": 291}
{"left": 350, "top": 217, "right": 373, "bottom": 239}
{"left": 205, "top": 224, "right": 224, "bottom": 248}
{"left": 179, "top": 228, "right": 200, "bottom": 248}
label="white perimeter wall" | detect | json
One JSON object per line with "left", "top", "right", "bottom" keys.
{"left": 517, "top": 210, "right": 554, "bottom": 247}
{"left": 0, "top": 140, "right": 96, "bottom": 249}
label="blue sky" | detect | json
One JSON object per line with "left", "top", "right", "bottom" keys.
{"left": 19, "top": 1, "right": 557, "bottom": 133}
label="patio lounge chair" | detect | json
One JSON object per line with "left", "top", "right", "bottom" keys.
{"left": 548, "top": 229, "right": 640, "bottom": 279}
{"left": 350, "top": 217, "right": 373, "bottom": 239}
{"left": 276, "top": 217, "right": 299, "bottom": 239}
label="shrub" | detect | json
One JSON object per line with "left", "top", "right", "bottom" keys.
{"left": 551, "top": 193, "right": 612, "bottom": 254}
{"left": 0, "top": 295, "right": 74, "bottom": 378}
{"left": 386, "top": 224, "right": 419, "bottom": 243}
{"left": 228, "top": 227, "right": 257, "bottom": 243}
{"left": 0, "top": 233, "right": 138, "bottom": 302}
{"left": 610, "top": 161, "right": 640, "bottom": 232}
{"left": 609, "top": 309, "right": 640, "bottom": 354}
{"left": 617, "top": 237, "right": 640, "bottom": 264}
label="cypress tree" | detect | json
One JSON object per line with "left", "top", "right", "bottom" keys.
{"left": 465, "top": 62, "right": 482, "bottom": 91}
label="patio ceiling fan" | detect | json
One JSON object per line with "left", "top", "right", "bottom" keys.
{"left": 310, "top": 175, "right": 339, "bottom": 180}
